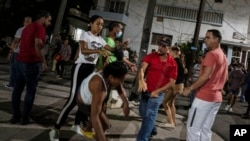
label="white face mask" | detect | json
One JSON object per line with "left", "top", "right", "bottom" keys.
{"left": 116, "top": 31, "right": 122, "bottom": 38}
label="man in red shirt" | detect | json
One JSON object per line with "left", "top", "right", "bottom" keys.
{"left": 137, "top": 37, "right": 177, "bottom": 141}
{"left": 183, "top": 29, "right": 228, "bottom": 141}
{"left": 10, "top": 11, "right": 51, "bottom": 125}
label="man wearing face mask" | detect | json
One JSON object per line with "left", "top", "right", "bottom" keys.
{"left": 225, "top": 63, "right": 245, "bottom": 112}
{"left": 96, "top": 21, "right": 136, "bottom": 71}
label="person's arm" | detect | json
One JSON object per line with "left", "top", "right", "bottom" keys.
{"left": 183, "top": 66, "right": 214, "bottom": 96}
{"left": 151, "top": 78, "right": 176, "bottom": 97}
{"left": 103, "top": 44, "right": 114, "bottom": 51}
{"left": 79, "top": 40, "right": 111, "bottom": 57}
{"left": 7, "top": 37, "right": 20, "bottom": 61}
{"left": 138, "top": 62, "right": 148, "bottom": 92}
{"left": 9, "top": 37, "right": 19, "bottom": 51}
{"left": 122, "top": 57, "right": 137, "bottom": 72}
{"left": 90, "top": 75, "right": 108, "bottom": 141}
{"left": 35, "top": 38, "right": 47, "bottom": 71}
{"left": 115, "top": 83, "right": 130, "bottom": 117}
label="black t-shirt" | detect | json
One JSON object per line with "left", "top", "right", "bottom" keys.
{"left": 175, "top": 58, "right": 185, "bottom": 84}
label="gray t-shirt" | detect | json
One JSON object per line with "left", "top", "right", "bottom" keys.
{"left": 13, "top": 27, "right": 24, "bottom": 53}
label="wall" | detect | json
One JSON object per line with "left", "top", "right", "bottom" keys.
{"left": 124, "top": 0, "right": 250, "bottom": 54}
{"left": 122, "top": 0, "right": 148, "bottom": 55}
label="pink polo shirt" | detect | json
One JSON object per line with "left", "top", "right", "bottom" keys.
{"left": 196, "top": 48, "right": 228, "bottom": 102}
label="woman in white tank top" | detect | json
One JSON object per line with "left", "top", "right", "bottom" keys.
{"left": 76, "top": 61, "right": 130, "bottom": 141}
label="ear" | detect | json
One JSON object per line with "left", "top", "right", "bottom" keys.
{"left": 108, "top": 75, "right": 113, "bottom": 81}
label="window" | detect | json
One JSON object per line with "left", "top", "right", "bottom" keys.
{"left": 155, "top": 4, "right": 223, "bottom": 26}
{"left": 231, "top": 47, "right": 241, "bottom": 64}
{"left": 105, "top": 0, "right": 125, "bottom": 13}
{"left": 156, "top": 16, "right": 163, "bottom": 22}
{"left": 151, "top": 33, "right": 173, "bottom": 45}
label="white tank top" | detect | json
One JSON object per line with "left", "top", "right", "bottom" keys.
{"left": 79, "top": 72, "right": 107, "bottom": 105}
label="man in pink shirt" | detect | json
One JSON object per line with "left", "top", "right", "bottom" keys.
{"left": 183, "top": 29, "right": 228, "bottom": 141}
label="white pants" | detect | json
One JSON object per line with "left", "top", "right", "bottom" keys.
{"left": 187, "top": 98, "right": 221, "bottom": 141}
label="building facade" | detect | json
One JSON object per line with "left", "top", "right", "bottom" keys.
{"left": 90, "top": 0, "right": 250, "bottom": 69}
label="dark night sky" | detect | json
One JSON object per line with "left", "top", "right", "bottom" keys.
{"left": 0, "top": 0, "right": 94, "bottom": 38}
{"left": 0, "top": 0, "right": 61, "bottom": 37}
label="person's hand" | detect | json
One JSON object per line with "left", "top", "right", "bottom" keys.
{"left": 129, "top": 64, "right": 137, "bottom": 72}
{"left": 138, "top": 80, "right": 147, "bottom": 92}
{"left": 182, "top": 87, "right": 191, "bottom": 96}
{"left": 99, "top": 49, "right": 111, "bottom": 57}
{"left": 42, "top": 62, "right": 48, "bottom": 72}
{"left": 150, "top": 90, "right": 159, "bottom": 98}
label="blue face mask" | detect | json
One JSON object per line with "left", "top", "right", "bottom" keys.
{"left": 116, "top": 31, "right": 122, "bottom": 38}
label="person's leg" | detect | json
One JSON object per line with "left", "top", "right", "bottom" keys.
{"left": 186, "top": 98, "right": 220, "bottom": 141}
{"left": 163, "top": 88, "right": 174, "bottom": 124}
{"left": 8, "top": 53, "right": 15, "bottom": 86}
{"left": 74, "top": 64, "right": 95, "bottom": 126}
{"left": 55, "top": 61, "right": 60, "bottom": 77}
{"left": 172, "top": 83, "right": 183, "bottom": 125}
{"left": 52, "top": 59, "right": 57, "bottom": 72}
{"left": 246, "top": 100, "right": 250, "bottom": 115}
{"left": 171, "top": 98, "right": 176, "bottom": 125}
{"left": 11, "top": 61, "right": 25, "bottom": 123}
{"left": 60, "top": 61, "right": 65, "bottom": 78}
{"left": 22, "top": 63, "right": 41, "bottom": 124}
{"left": 137, "top": 93, "right": 164, "bottom": 141}
{"left": 229, "top": 90, "right": 239, "bottom": 111}
{"left": 54, "top": 64, "right": 79, "bottom": 129}
{"left": 225, "top": 93, "right": 232, "bottom": 111}
{"left": 240, "top": 84, "right": 247, "bottom": 102}
{"left": 226, "top": 93, "right": 232, "bottom": 105}
{"left": 200, "top": 102, "right": 221, "bottom": 141}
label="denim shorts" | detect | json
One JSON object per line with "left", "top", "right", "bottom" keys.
{"left": 230, "top": 89, "right": 240, "bottom": 95}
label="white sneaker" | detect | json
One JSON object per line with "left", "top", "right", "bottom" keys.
{"left": 49, "top": 129, "right": 59, "bottom": 141}
{"left": 132, "top": 101, "right": 140, "bottom": 106}
{"left": 225, "top": 105, "right": 230, "bottom": 111}
{"left": 229, "top": 108, "right": 233, "bottom": 113}
{"left": 158, "top": 123, "right": 175, "bottom": 128}
{"left": 71, "top": 124, "right": 84, "bottom": 136}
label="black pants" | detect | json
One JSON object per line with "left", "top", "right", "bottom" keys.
{"left": 56, "top": 60, "right": 65, "bottom": 77}
{"left": 245, "top": 88, "right": 250, "bottom": 115}
{"left": 55, "top": 63, "right": 95, "bottom": 129}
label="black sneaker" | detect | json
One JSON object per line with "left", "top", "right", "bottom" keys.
{"left": 9, "top": 116, "right": 21, "bottom": 124}
{"left": 20, "top": 117, "right": 35, "bottom": 125}
{"left": 150, "top": 126, "right": 157, "bottom": 137}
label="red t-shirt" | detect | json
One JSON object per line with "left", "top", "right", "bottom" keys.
{"left": 143, "top": 53, "right": 177, "bottom": 92}
{"left": 196, "top": 48, "right": 228, "bottom": 102}
{"left": 17, "top": 22, "right": 46, "bottom": 63}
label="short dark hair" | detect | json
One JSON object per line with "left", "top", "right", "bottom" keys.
{"left": 36, "top": 10, "right": 51, "bottom": 20}
{"left": 108, "top": 21, "right": 122, "bottom": 31}
{"left": 207, "top": 29, "right": 222, "bottom": 42}
{"left": 103, "top": 61, "right": 128, "bottom": 79}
